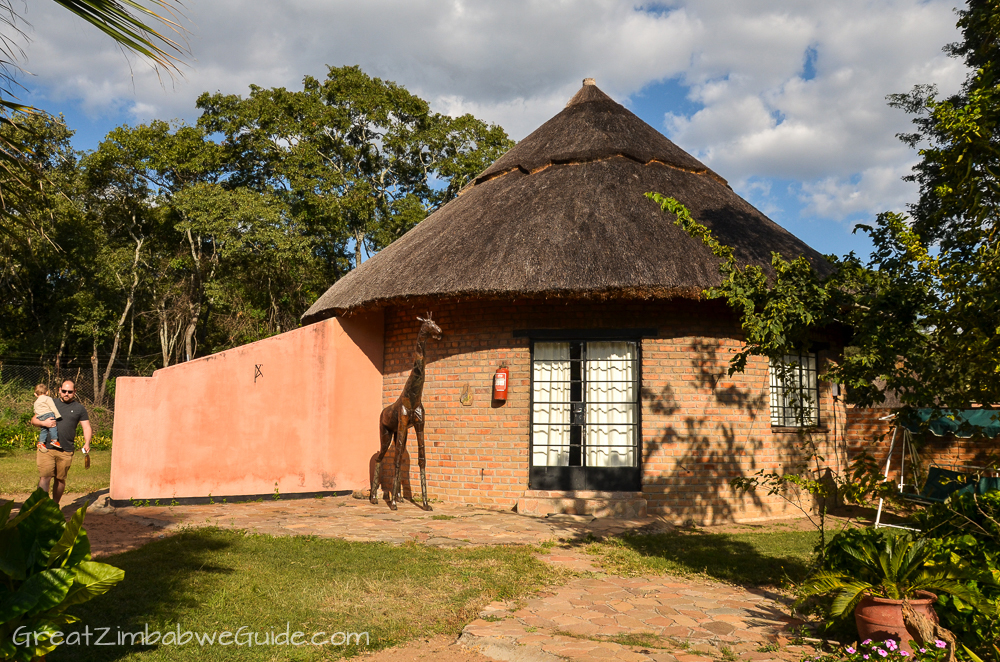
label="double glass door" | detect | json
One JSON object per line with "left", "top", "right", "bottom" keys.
{"left": 530, "top": 341, "right": 640, "bottom": 491}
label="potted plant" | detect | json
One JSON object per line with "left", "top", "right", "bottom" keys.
{"left": 798, "top": 529, "right": 990, "bottom": 649}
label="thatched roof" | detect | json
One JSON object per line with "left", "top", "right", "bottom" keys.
{"left": 303, "top": 80, "right": 830, "bottom": 323}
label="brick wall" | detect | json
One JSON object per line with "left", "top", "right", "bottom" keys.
{"left": 846, "top": 407, "right": 999, "bottom": 486}
{"left": 377, "top": 297, "right": 847, "bottom": 524}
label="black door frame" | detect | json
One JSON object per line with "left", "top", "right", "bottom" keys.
{"left": 516, "top": 328, "right": 655, "bottom": 492}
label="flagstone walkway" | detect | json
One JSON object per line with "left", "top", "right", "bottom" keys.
{"left": 104, "top": 493, "right": 670, "bottom": 546}
{"left": 99, "top": 494, "right": 821, "bottom": 662}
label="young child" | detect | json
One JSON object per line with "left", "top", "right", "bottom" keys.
{"left": 33, "top": 384, "right": 62, "bottom": 450}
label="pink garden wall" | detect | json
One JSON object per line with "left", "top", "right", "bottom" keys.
{"left": 110, "top": 312, "right": 384, "bottom": 502}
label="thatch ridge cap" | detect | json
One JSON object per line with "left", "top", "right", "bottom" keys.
{"left": 474, "top": 81, "right": 722, "bottom": 184}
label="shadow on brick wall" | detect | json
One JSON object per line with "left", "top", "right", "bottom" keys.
{"left": 641, "top": 339, "right": 822, "bottom": 525}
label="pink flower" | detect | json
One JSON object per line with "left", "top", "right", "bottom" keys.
{"left": 901, "top": 652, "right": 910, "bottom": 657}
{"left": 877, "top": 649, "right": 888, "bottom": 657}
{"left": 863, "top": 640, "right": 873, "bottom": 646}
{"left": 864, "top": 655, "right": 869, "bottom": 660}
{"left": 847, "top": 648, "right": 856, "bottom": 654}
{"left": 919, "top": 650, "right": 927, "bottom": 654}
{"left": 935, "top": 641, "right": 947, "bottom": 649}
{"left": 886, "top": 640, "right": 898, "bottom": 651}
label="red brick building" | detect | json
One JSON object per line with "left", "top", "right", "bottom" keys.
{"left": 302, "top": 80, "right": 850, "bottom": 523}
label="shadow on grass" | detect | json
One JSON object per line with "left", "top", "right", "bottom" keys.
{"left": 47, "top": 526, "right": 559, "bottom": 662}
{"left": 581, "top": 528, "right": 818, "bottom": 587}
{"left": 50, "top": 529, "right": 237, "bottom": 662}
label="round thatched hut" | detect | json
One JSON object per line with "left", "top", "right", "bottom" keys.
{"left": 303, "top": 80, "right": 842, "bottom": 523}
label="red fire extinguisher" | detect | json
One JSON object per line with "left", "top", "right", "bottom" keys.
{"left": 493, "top": 363, "right": 509, "bottom": 402}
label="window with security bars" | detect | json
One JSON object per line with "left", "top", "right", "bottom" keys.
{"left": 531, "top": 341, "right": 638, "bottom": 467}
{"left": 769, "top": 352, "right": 820, "bottom": 427}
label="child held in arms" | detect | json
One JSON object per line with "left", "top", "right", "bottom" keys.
{"left": 33, "top": 384, "right": 62, "bottom": 450}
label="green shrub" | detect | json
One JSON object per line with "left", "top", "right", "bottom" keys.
{"left": 800, "top": 527, "right": 996, "bottom": 654}
{"left": 0, "top": 378, "right": 114, "bottom": 452}
{"left": 911, "top": 493, "right": 1000, "bottom": 661}
{"left": 0, "top": 489, "right": 125, "bottom": 661}
{"left": 912, "top": 491, "right": 1000, "bottom": 542}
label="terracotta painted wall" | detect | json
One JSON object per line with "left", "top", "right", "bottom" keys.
{"left": 380, "top": 298, "right": 845, "bottom": 524}
{"left": 110, "top": 312, "right": 384, "bottom": 501}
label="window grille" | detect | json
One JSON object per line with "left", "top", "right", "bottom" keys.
{"left": 531, "top": 341, "right": 638, "bottom": 468}
{"left": 769, "top": 352, "right": 819, "bottom": 427}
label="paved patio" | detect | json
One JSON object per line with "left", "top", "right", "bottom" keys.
{"left": 101, "top": 494, "right": 821, "bottom": 662}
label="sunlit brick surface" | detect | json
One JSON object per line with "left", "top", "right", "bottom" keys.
{"left": 379, "top": 298, "right": 844, "bottom": 524}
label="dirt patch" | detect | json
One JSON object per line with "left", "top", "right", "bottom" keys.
{"left": 358, "top": 635, "right": 494, "bottom": 662}
{"left": 3, "top": 491, "right": 169, "bottom": 558}
{"left": 81, "top": 511, "right": 169, "bottom": 557}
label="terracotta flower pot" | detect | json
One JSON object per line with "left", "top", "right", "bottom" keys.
{"left": 855, "top": 591, "right": 938, "bottom": 651}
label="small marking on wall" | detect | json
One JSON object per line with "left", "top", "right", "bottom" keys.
{"left": 254, "top": 364, "right": 263, "bottom": 383}
{"left": 459, "top": 383, "right": 473, "bottom": 406}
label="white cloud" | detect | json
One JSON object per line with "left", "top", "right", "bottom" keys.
{"left": 799, "top": 163, "right": 917, "bottom": 221}
{"left": 10, "top": 0, "right": 971, "bottom": 228}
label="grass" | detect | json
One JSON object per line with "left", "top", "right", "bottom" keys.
{"left": 585, "top": 528, "right": 819, "bottom": 586}
{"left": 49, "top": 527, "right": 561, "bottom": 661}
{"left": 0, "top": 449, "right": 111, "bottom": 494}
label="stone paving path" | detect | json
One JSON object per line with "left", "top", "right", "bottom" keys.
{"left": 104, "top": 495, "right": 821, "bottom": 662}
{"left": 462, "top": 549, "right": 812, "bottom": 662}
{"left": 108, "top": 494, "right": 669, "bottom": 546}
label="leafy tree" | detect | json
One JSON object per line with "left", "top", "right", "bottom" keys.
{"left": 0, "top": 113, "right": 81, "bottom": 355}
{"left": 651, "top": 0, "right": 1000, "bottom": 420}
{"left": 0, "top": 65, "right": 515, "bottom": 374}
{"left": 1, "top": 0, "right": 189, "bottom": 233}
{"left": 198, "top": 65, "right": 514, "bottom": 268}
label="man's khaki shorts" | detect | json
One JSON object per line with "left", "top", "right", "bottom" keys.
{"left": 37, "top": 447, "right": 74, "bottom": 481}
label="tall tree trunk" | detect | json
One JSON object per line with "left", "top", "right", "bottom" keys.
{"left": 98, "top": 237, "right": 142, "bottom": 404}
{"left": 181, "top": 227, "right": 208, "bottom": 362}
{"left": 54, "top": 320, "right": 68, "bottom": 384}
{"left": 127, "top": 311, "right": 135, "bottom": 362}
{"left": 354, "top": 229, "right": 365, "bottom": 268}
{"left": 182, "top": 300, "right": 199, "bottom": 362}
{"left": 157, "top": 300, "right": 183, "bottom": 368}
{"left": 91, "top": 335, "right": 100, "bottom": 407}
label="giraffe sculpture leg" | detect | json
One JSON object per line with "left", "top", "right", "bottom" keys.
{"left": 415, "top": 420, "right": 431, "bottom": 511}
{"left": 390, "top": 415, "right": 410, "bottom": 511}
{"left": 371, "top": 424, "right": 394, "bottom": 505}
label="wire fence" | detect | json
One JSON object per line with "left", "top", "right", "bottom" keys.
{"left": 0, "top": 362, "right": 139, "bottom": 447}
{"left": 0, "top": 362, "right": 137, "bottom": 412}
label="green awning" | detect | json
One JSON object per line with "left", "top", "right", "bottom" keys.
{"left": 901, "top": 409, "right": 1000, "bottom": 438}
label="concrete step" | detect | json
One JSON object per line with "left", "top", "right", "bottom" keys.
{"left": 517, "top": 490, "right": 647, "bottom": 518}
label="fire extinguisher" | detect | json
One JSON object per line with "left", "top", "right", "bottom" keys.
{"left": 493, "top": 363, "right": 509, "bottom": 402}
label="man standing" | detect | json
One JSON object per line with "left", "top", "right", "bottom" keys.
{"left": 31, "top": 379, "right": 91, "bottom": 505}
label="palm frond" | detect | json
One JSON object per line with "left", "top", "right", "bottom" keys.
{"left": 914, "top": 575, "right": 993, "bottom": 612}
{"left": 831, "top": 582, "right": 874, "bottom": 617}
{"left": 48, "top": 0, "right": 188, "bottom": 77}
{"left": 842, "top": 540, "right": 880, "bottom": 573}
{"left": 799, "top": 570, "right": 874, "bottom": 599}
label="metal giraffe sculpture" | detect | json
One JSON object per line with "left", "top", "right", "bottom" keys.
{"left": 371, "top": 313, "right": 443, "bottom": 511}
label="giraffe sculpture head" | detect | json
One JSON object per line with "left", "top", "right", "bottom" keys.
{"left": 416, "top": 312, "right": 443, "bottom": 342}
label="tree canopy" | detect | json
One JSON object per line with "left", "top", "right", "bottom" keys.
{"left": 650, "top": 0, "right": 1000, "bottom": 421}
{"left": 0, "top": 67, "right": 513, "bottom": 399}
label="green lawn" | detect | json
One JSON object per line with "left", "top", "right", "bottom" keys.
{"left": 585, "top": 528, "right": 820, "bottom": 586}
{"left": 49, "top": 528, "right": 561, "bottom": 661}
{"left": 0, "top": 449, "right": 111, "bottom": 495}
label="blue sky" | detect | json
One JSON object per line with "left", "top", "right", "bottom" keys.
{"left": 15, "top": 0, "right": 968, "bottom": 261}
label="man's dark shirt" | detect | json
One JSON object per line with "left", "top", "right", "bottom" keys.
{"left": 53, "top": 398, "right": 88, "bottom": 452}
